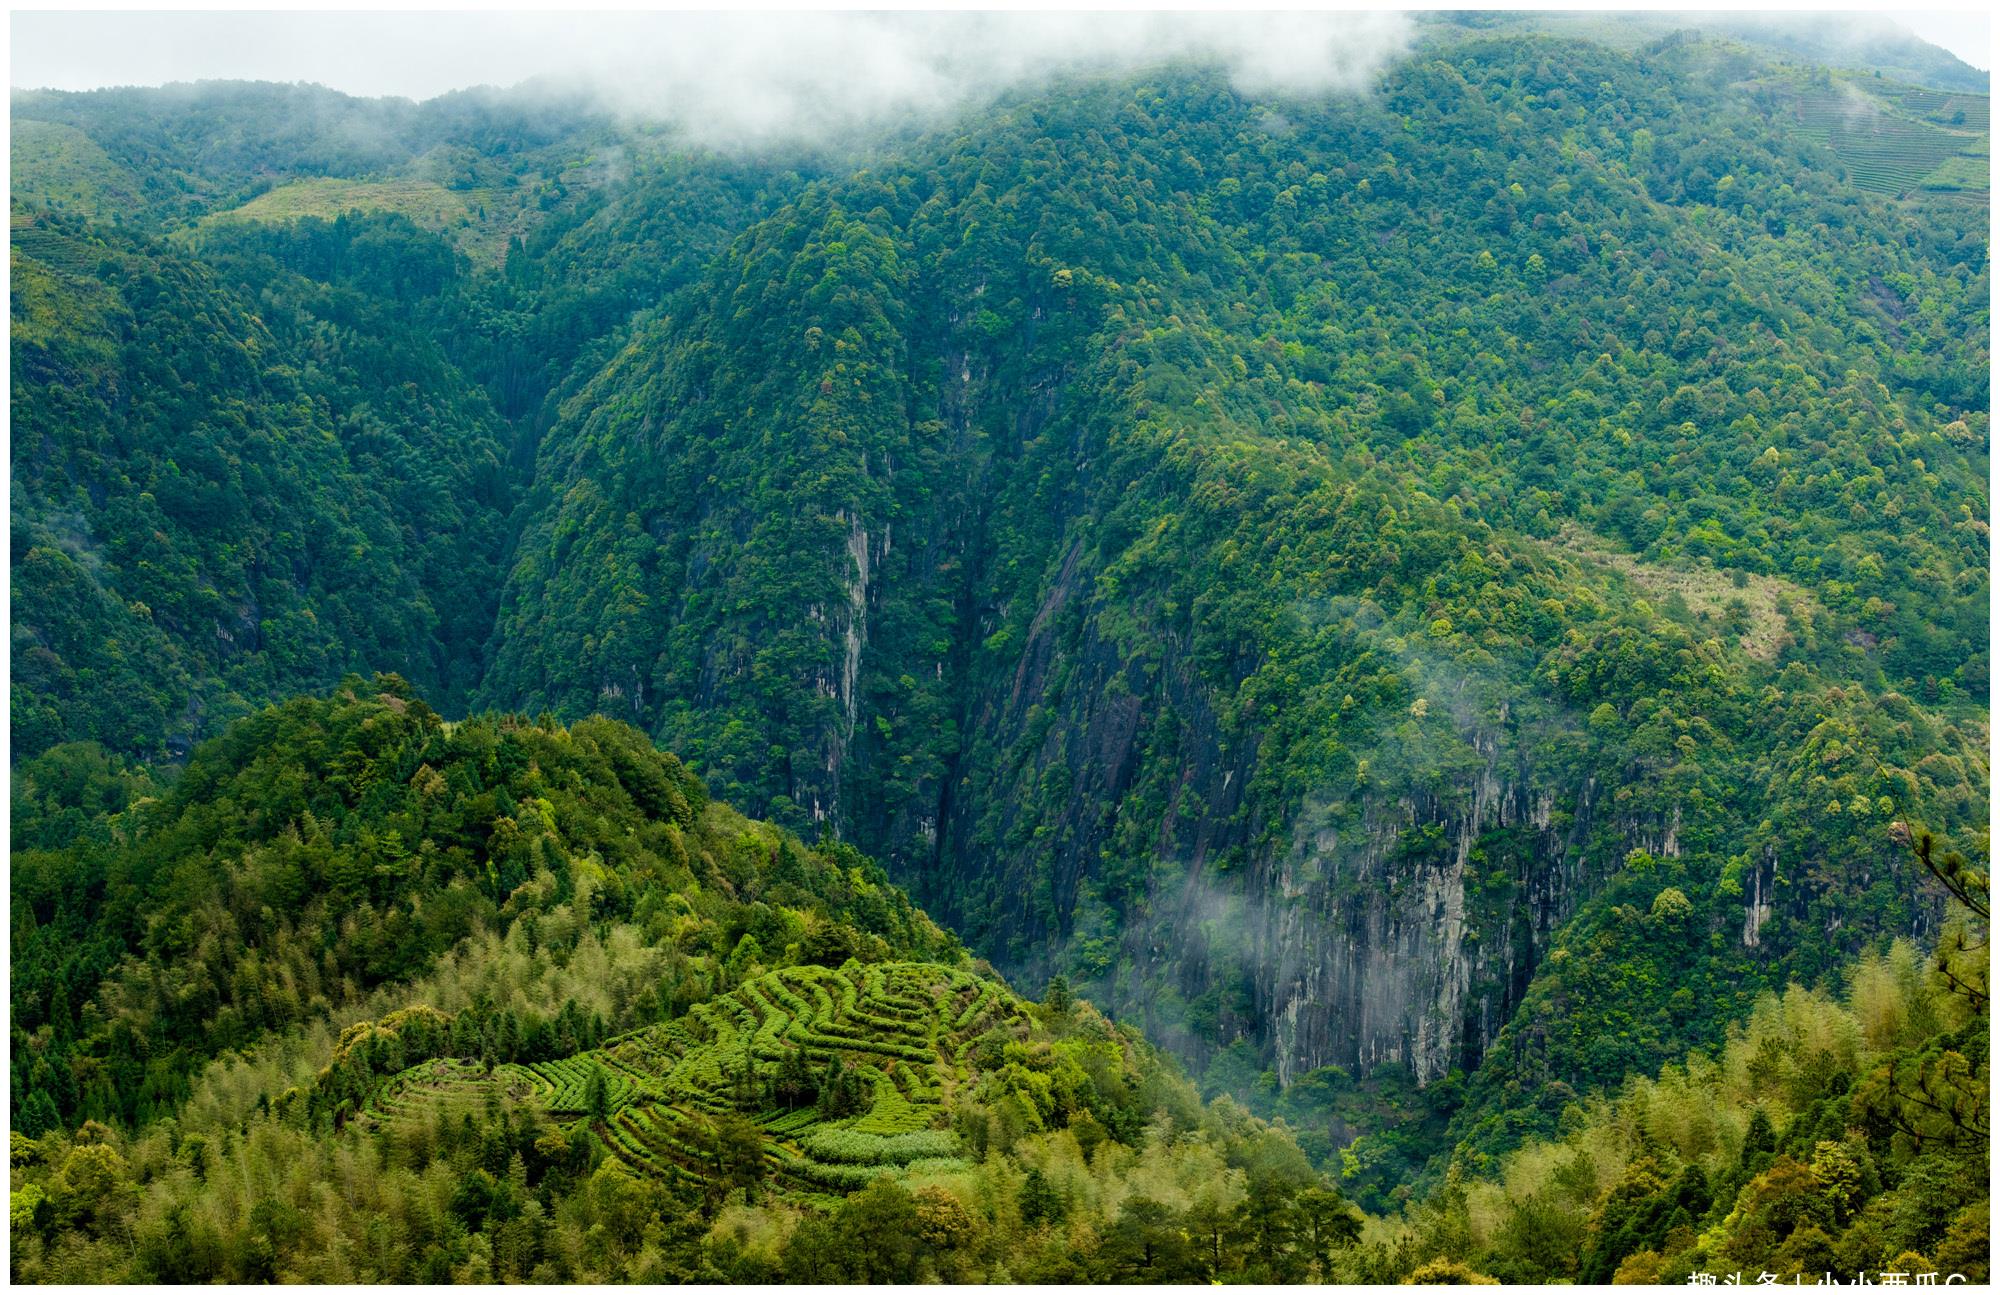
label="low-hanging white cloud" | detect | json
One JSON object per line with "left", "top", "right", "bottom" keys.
{"left": 13, "top": 11, "right": 1416, "bottom": 148}
{"left": 569, "top": 11, "right": 1418, "bottom": 146}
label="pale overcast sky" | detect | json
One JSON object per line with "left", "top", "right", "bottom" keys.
{"left": 9, "top": 11, "right": 1420, "bottom": 101}
{"left": 8, "top": 10, "right": 1990, "bottom": 111}
{"left": 1900, "top": 10, "right": 1991, "bottom": 68}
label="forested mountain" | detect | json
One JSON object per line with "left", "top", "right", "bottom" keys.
{"left": 1432, "top": 11, "right": 1990, "bottom": 95}
{"left": 11, "top": 126, "right": 801, "bottom": 757}
{"left": 10, "top": 16, "right": 1990, "bottom": 1284}
{"left": 476, "top": 34, "right": 1990, "bottom": 1185}
{"left": 11, "top": 210, "right": 515, "bottom": 754}
{"left": 9, "top": 80, "right": 617, "bottom": 225}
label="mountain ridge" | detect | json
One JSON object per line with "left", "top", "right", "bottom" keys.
{"left": 8, "top": 22, "right": 1990, "bottom": 1282}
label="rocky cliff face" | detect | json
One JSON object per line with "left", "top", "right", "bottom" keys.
{"left": 860, "top": 466, "right": 1740, "bottom": 1092}
{"left": 873, "top": 522, "right": 1593, "bottom": 1088}
{"left": 1258, "top": 767, "right": 1592, "bottom": 1087}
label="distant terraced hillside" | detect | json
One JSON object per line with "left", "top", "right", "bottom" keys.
{"left": 339, "top": 962, "right": 1049, "bottom": 1203}
{"left": 1774, "top": 72, "right": 1990, "bottom": 203}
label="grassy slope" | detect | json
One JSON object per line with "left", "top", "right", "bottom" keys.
{"left": 197, "top": 177, "right": 531, "bottom": 265}
{"left": 9, "top": 120, "right": 146, "bottom": 219}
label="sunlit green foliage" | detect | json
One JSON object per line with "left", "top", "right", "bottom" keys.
{"left": 1367, "top": 938, "right": 1988, "bottom": 1283}
{"left": 9, "top": 678, "right": 952, "bottom": 1134}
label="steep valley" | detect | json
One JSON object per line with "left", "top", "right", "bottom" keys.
{"left": 9, "top": 13, "right": 1991, "bottom": 1283}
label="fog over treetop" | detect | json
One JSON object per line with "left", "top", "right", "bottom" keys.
{"left": 12, "top": 11, "right": 1419, "bottom": 147}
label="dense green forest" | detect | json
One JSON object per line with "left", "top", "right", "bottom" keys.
{"left": 1372, "top": 935, "right": 1989, "bottom": 1282}
{"left": 10, "top": 13, "right": 1990, "bottom": 1284}
{"left": 10, "top": 681, "right": 1378, "bottom": 1281}
{"left": 11, "top": 683, "right": 1984, "bottom": 1279}
{"left": 10, "top": 682, "right": 1983, "bottom": 1281}
{"left": 476, "top": 30, "right": 1991, "bottom": 1197}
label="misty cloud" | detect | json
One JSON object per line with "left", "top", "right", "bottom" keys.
{"left": 13, "top": 11, "right": 1414, "bottom": 149}
{"left": 578, "top": 11, "right": 1417, "bottom": 147}
{"left": 620, "top": 12, "right": 1417, "bottom": 144}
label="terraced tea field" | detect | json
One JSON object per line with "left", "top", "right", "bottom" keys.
{"left": 1545, "top": 523, "right": 1822, "bottom": 663}
{"left": 356, "top": 1057, "right": 520, "bottom": 1132}
{"left": 201, "top": 177, "right": 490, "bottom": 231}
{"left": 10, "top": 213, "right": 116, "bottom": 279}
{"left": 503, "top": 1054, "right": 650, "bottom": 1114}
{"left": 1795, "top": 98, "right": 1970, "bottom": 194}
{"left": 1866, "top": 82, "right": 1990, "bottom": 133}
{"left": 358, "top": 962, "right": 1024, "bottom": 1201}
{"left": 1779, "top": 77, "right": 1989, "bottom": 202}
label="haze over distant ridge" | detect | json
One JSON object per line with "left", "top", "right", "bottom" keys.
{"left": 16, "top": 9, "right": 1987, "bottom": 150}
{"left": 11, "top": 11, "right": 1419, "bottom": 148}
